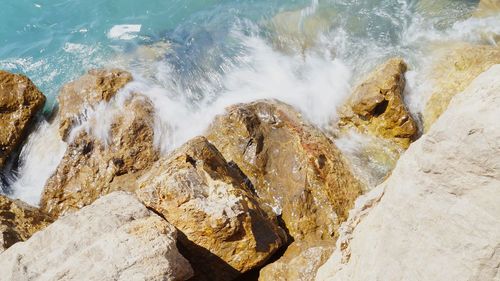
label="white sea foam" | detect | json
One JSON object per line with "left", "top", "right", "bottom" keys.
{"left": 107, "top": 24, "right": 142, "bottom": 40}
{"left": 10, "top": 121, "right": 67, "bottom": 205}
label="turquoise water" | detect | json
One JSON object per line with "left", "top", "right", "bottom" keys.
{"left": 0, "top": 0, "right": 310, "bottom": 109}
{"left": 0, "top": 0, "right": 479, "bottom": 110}
{"left": 2, "top": 0, "right": 500, "bottom": 202}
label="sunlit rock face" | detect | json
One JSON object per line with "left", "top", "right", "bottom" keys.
{"left": 57, "top": 69, "right": 132, "bottom": 140}
{"left": 0, "top": 71, "right": 46, "bottom": 169}
{"left": 40, "top": 93, "right": 158, "bottom": 217}
{"left": 0, "top": 192, "right": 194, "bottom": 281}
{"left": 39, "top": 69, "right": 158, "bottom": 218}
{"left": 335, "top": 58, "right": 417, "bottom": 188}
{"left": 423, "top": 43, "right": 500, "bottom": 131}
{"left": 316, "top": 65, "right": 500, "bottom": 281}
{"left": 338, "top": 58, "right": 417, "bottom": 149}
{"left": 136, "top": 136, "right": 286, "bottom": 281}
{"left": 0, "top": 195, "right": 52, "bottom": 253}
{"left": 206, "top": 99, "right": 363, "bottom": 242}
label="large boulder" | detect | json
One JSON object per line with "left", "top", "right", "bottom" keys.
{"left": 0, "top": 71, "right": 46, "bottom": 168}
{"left": 423, "top": 43, "right": 500, "bottom": 131}
{"left": 259, "top": 240, "right": 334, "bottom": 281}
{"left": 338, "top": 58, "right": 417, "bottom": 149}
{"left": 136, "top": 136, "right": 285, "bottom": 281}
{"left": 0, "top": 195, "right": 52, "bottom": 253}
{"left": 206, "top": 100, "right": 363, "bottom": 242}
{"left": 315, "top": 65, "right": 500, "bottom": 281}
{"left": 40, "top": 94, "right": 158, "bottom": 217}
{"left": 57, "top": 69, "right": 132, "bottom": 139}
{"left": 0, "top": 192, "right": 193, "bottom": 281}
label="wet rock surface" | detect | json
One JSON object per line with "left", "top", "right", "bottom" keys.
{"left": 40, "top": 94, "right": 158, "bottom": 217}
{"left": 0, "top": 71, "right": 46, "bottom": 168}
{"left": 0, "top": 192, "right": 194, "bottom": 281}
{"left": 0, "top": 195, "right": 52, "bottom": 253}
{"left": 338, "top": 58, "right": 417, "bottom": 149}
{"left": 57, "top": 69, "right": 132, "bottom": 139}
{"left": 206, "top": 99, "right": 363, "bottom": 242}
{"left": 137, "top": 136, "right": 285, "bottom": 281}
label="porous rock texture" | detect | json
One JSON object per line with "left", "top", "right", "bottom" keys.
{"left": 423, "top": 43, "right": 500, "bottom": 131}
{"left": 0, "top": 192, "right": 194, "bottom": 281}
{"left": 57, "top": 68, "right": 132, "bottom": 139}
{"left": 206, "top": 99, "right": 363, "bottom": 242}
{"left": 136, "top": 136, "right": 286, "bottom": 281}
{"left": 0, "top": 195, "right": 52, "bottom": 253}
{"left": 338, "top": 58, "right": 417, "bottom": 149}
{"left": 315, "top": 65, "right": 500, "bottom": 281}
{"left": 0, "top": 70, "right": 46, "bottom": 168}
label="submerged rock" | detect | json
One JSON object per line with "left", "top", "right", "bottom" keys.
{"left": 57, "top": 69, "right": 132, "bottom": 139}
{"left": 136, "top": 136, "right": 285, "bottom": 281}
{"left": 316, "top": 65, "right": 500, "bottom": 281}
{"left": 259, "top": 240, "right": 334, "bottom": 281}
{"left": 423, "top": 43, "right": 500, "bottom": 131}
{"left": 0, "top": 192, "right": 193, "bottom": 281}
{"left": 0, "top": 71, "right": 46, "bottom": 168}
{"left": 338, "top": 58, "right": 417, "bottom": 149}
{"left": 267, "top": 7, "right": 337, "bottom": 53}
{"left": 40, "top": 94, "right": 158, "bottom": 217}
{"left": 0, "top": 195, "right": 52, "bottom": 253}
{"left": 206, "top": 100, "right": 363, "bottom": 242}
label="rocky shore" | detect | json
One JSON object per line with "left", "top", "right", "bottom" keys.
{"left": 1, "top": 4, "right": 499, "bottom": 280}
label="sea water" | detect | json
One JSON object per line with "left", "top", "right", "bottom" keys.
{"left": 1, "top": 0, "right": 498, "bottom": 204}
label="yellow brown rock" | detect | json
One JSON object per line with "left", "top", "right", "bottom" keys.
{"left": 474, "top": 0, "right": 500, "bottom": 17}
{"left": 338, "top": 58, "right": 417, "bottom": 149}
{"left": 206, "top": 100, "right": 363, "bottom": 242}
{"left": 136, "top": 136, "right": 285, "bottom": 281}
{"left": 40, "top": 94, "right": 158, "bottom": 217}
{"left": 57, "top": 69, "right": 132, "bottom": 139}
{"left": 0, "top": 71, "right": 46, "bottom": 168}
{"left": 0, "top": 195, "right": 53, "bottom": 252}
{"left": 423, "top": 43, "right": 500, "bottom": 131}
{"left": 259, "top": 240, "right": 334, "bottom": 281}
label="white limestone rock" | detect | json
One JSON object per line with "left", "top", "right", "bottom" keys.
{"left": 316, "top": 65, "right": 500, "bottom": 281}
{"left": 0, "top": 192, "right": 193, "bottom": 281}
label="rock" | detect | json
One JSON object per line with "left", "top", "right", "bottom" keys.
{"left": 57, "top": 69, "right": 132, "bottom": 139}
{"left": 0, "top": 71, "right": 46, "bottom": 168}
{"left": 315, "top": 65, "right": 500, "bottom": 281}
{"left": 0, "top": 195, "right": 52, "bottom": 253}
{"left": 474, "top": 0, "right": 500, "bottom": 17}
{"left": 267, "top": 7, "right": 337, "bottom": 53}
{"left": 206, "top": 100, "right": 363, "bottom": 242}
{"left": 136, "top": 136, "right": 285, "bottom": 281}
{"left": 423, "top": 43, "right": 500, "bottom": 131}
{"left": 40, "top": 94, "right": 158, "bottom": 217}
{"left": 0, "top": 192, "right": 194, "bottom": 281}
{"left": 259, "top": 240, "right": 334, "bottom": 281}
{"left": 338, "top": 58, "right": 417, "bottom": 149}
